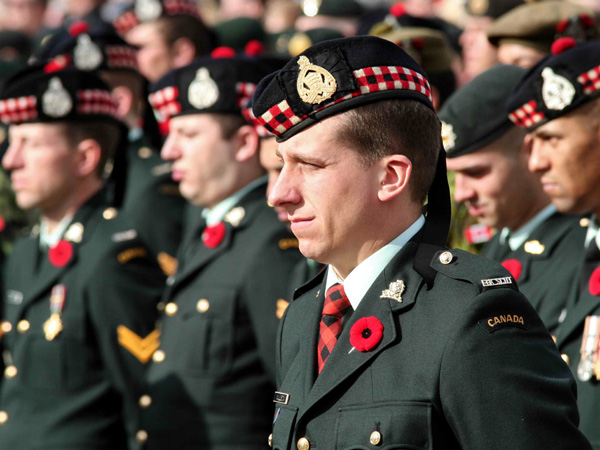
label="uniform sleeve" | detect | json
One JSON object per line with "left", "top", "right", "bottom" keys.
{"left": 241, "top": 228, "right": 303, "bottom": 384}
{"left": 439, "top": 287, "right": 592, "bottom": 450}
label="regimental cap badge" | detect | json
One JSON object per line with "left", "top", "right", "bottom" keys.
{"left": 524, "top": 239, "right": 545, "bottom": 255}
{"left": 135, "top": 0, "right": 163, "bottom": 22}
{"left": 380, "top": 279, "right": 405, "bottom": 303}
{"left": 42, "top": 77, "right": 73, "bottom": 118}
{"left": 74, "top": 34, "right": 103, "bottom": 70}
{"left": 441, "top": 121, "right": 456, "bottom": 151}
{"left": 541, "top": 67, "right": 575, "bottom": 111}
{"left": 64, "top": 222, "right": 84, "bottom": 243}
{"left": 188, "top": 68, "right": 219, "bottom": 110}
{"left": 296, "top": 55, "right": 337, "bottom": 105}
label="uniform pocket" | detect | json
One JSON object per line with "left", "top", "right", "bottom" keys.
{"left": 335, "top": 401, "right": 432, "bottom": 450}
{"left": 272, "top": 404, "right": 298, "bottom": 450}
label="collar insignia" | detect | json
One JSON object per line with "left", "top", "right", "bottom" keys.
{"left": 224, "top": 206, "right": 245, "bottom": 227}
{"left": 136, "top": 0, "right": 162, "bottom": 22}
{"left": 74, "top": 34, "right": 103, "bottom": 70}
{"left": 441, "top": 121, "right": 456, "bottom": 151}
{"left": 380, "top": 280, "right": 405, "bottom": 303}
{"left": 541, "top": 67, "right": 575, "bottom": 111}
{"left": 42, "top": 77, "right": 73, "bottom": 118}
{"left": 296, "top": 55, "right": 337, "bottom": 104}
{"left": 64, "top": 222, "right": 84, "bottom": 243}
{"left": 188, "top": 68, "right": 219, "bottom": 110}
{"left": 524, "top": 239, "right": 545, "bottom": 255}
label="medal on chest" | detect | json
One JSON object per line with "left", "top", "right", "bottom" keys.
{"left": 578, "top": 315, "right": 600, "bottom": 382}
{"left": 43, "top": 284, "right": 66, "bottom": 341}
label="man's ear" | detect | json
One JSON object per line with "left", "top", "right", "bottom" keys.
{"left": 112, "top": 85, "right": 134, "bottom": 119}
{"left": 171, "top": 37, "right": 196, "bottom": 68}
{"left": 377, "top": 154, "right": 412, "bottom": 202}
{"left": 233, "top": 124, "right": 260, "bottom": 163}
{"left": 76, "top": 138, "right": 103, "bottom": 178}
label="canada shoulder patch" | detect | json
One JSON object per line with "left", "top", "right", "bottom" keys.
{"left": 479, "top": 313, "right": 528, "bottom": 333}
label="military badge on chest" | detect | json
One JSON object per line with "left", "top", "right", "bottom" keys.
{"left": 43, "top": 284, "right": 66, "bottom": 341}
{"left": 578, "top": 315, "right": 600, "bottom": 382}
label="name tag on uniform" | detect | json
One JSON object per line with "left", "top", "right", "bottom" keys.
{"left": 273, "top": 391, "right": 289, "bottom": 404}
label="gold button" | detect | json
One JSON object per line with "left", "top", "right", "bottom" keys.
{"left": 297, "top": 437, "right": 310, "bottom": 450}
{"left": 17, "top": 320, "right": 30, "bottom": 333}
{"left": 439, "top": 251, "right": 453, "bottom": 265}
{"left": 268, "top": 433, "right": 273, "bottom": 448}
{"left": 153, "top": 350, "right": 165, "bottom": 363}
{"left": 0, "top": 411, "right": 7, "bottom": 424}
{"left": 0, "top": 321, "right": 12, "bottom": 333}
{"left": 4, "top": 366, "right": 17, "bottom": 379}
{"left": 197, "top": 299, "right": 210, "bottom": 313}
{"left": 138, "top": 146, "right": 152, "bottom": 159}
{"left": 580, "top": 217, "right": 590, "bottom": 227}
{"left": 561, "top": 354, "right": 570, "bottom": 366}
{"left": 165, "top": 302, "right": 178, "bottom": 316}
{"left": 136, "top": 430, "right": 148, "bottom": 444}
{"left": 370, "top": 430, "right": 382, "bottom": 445}
{"left": 103, "top": 207, "right": 118, "bottom": 220}
{"left": 156, "top": 302, "right": 165, "bottom": 312}
{"left": 139, "top": 395, "right": 152, "bottom": 408}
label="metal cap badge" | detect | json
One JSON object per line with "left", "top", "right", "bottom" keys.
{"left": 296, "top": 56, "right": 337, "bottom": 105}
{"left": 188, "top": 68, "right": 219, "bottom": 110}
{"left": 42, "top": 77, "right": 73, "bottom": 118}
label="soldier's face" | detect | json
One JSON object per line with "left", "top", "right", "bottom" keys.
{"left": 259, "top": 137, "right": 287, "bottom": 223}
{"left": 126, "top": 22, "right": 173, "bottom": 83}
{"left": 268, "top": 114, "right": 380, "bottom": 267}
{"left": 2, "top": 123, "right": 80, "bottom": 213}
{"left": 529, "top": 111, "right": 600, "bottom": 216}
{"left": 161, "top": 114, "right": 238, "bottom": 208}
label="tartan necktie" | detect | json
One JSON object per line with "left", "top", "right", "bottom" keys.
{"left": 317, "top": 283, "right": 351, "bottom": 374}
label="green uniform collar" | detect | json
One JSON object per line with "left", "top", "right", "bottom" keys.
{"left": 202, "top": 176, "right": 268, "bottom": 226}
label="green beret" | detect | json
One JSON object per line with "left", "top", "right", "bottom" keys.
{"left": 487, "top": 1, "right": 597, "bottom": 52}
{"left": 438, "top": 64, "right": 526, "bottom": 157}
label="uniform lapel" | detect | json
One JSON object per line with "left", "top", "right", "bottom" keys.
{"left": 297, "top": 242, "right": 424, "bottom": 424}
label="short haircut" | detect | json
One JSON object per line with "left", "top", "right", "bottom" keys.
{"left": 210, "top": 113, "right": 250, "bottom": 140}
{"left": 156, "top": 15, "right": 215, "bottom": 57}
{"left": 63, "top": 121, "right": 122, "bottom": 177}
{"left": 335, "top": 99, "right": 440, "bottom": 203}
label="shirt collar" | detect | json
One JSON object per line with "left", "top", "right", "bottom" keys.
{"left": 39, "top": 215, "right": 74, "bottom": 249}
{"left": 499, "top": 204, "right": 556, "bottom": 251}
{"left": 585, "top": 215, "right": 599, "bottom": 249}
{"left": 202, "top": 176, "right": 267, "bottom": 226}
{"left": 325, "top": 215, "right": 425, "bottom": 311}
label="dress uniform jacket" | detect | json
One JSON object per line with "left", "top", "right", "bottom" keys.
{"left": 0, "top": 190, "right": 166, "bottom": 450}
{"left": 272, "top": 238, "right": 591, "bottom": 450}
{"left": 555, "top": 232, "right": 600, "bottom": 449}
{"left": 139, "top": 182, "right": 303, "bottom": 450}
{"left": 480, "top": 211, "right": 586, "bottom": 333}
{"left": 122, "top": 135, "right": 185, "bottom": 276}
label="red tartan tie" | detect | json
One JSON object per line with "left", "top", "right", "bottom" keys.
{"left": 317, "top": 283, "right": 351, "bottom": 374}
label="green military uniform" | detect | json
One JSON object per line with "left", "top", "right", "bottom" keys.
{"left": 481, "top": 212, "right": 587, "bottom": 333}
{"left": 0, "top": 190, "right": 165, "bottom": 450}
{"left": 137, "top": 181, "right": 302, "bottom": 449}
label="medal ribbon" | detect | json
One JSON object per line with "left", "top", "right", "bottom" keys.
{"left": 50, "top": 284, "right": 66, "bottom": 315}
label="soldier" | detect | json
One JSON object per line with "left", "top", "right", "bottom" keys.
{"left": 440, "top": 64, "right": 586, "bottom": 333}
{"left": 134, "top": 55, "right": 303, "bottom": 449}
{"left": 0, "top": 65, "right": 165, "bottom": 449}
{"left": 508, "top": 38, "right": 600, "bottom": 448}
{"left": 32, "top": 21, "right": 186, "bottom": 276}
{"left": 252, "top": 35, "right": 591, "bottom": 449}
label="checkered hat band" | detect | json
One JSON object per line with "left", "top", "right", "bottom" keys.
{"left": 242, "top": 106, "right": 271, "bottom": 137}
{"left": 236, "top": 82, "right": 257, "bottom": 109}
{"left": 578, "top": 65, "right": 600, "bottom": 95}
{"left": 164, "top": 0, "right": 201, "bottom": 18}
{"left": 106, "top": 46, "right": 138, "bottom": 71}
{"left": 508, "top": 100, "right": 545, "bottom": 128}
{"left": 77, "top": 90, "right": 119, "bottom": 117}
{"left": 0, "top": 96, "right": 37, "bottom": 124}
{"left": 258, "top": 65, "right": 432, "bottom": 136}
{"left": 114, "top": 11, "right": 140, "bottom": 34}
{"left": 149, "top": 86, "right": 182, "bottom": 121}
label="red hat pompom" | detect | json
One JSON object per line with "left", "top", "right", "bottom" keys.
{"left": 412, "top": 38, "right": 425, "bottom": 50}
{"left": 390, "top": 2, "right": 407, "bottom": 17}
{"left": 44, "top": 55, "right": 71, "bottom": 73}
{"left": 211, "top": 46, "right": 236, "bottom": 59}
{"left": 244, "top": 40, "right": 264, "bottom": 56}
{"left": 69, "top": 21, "right": 89, "bottom": 37}
{"left": 580, "top": 13, "right": 595, "bottom": 28}
{"left": 556, "top": 19, "right": 569, "bottom": 34}
{"left": 501, "top": 259, "right": 522, "bottom": 281}
{"left": 551, "top": 37, "right": 577, "bottom": 55}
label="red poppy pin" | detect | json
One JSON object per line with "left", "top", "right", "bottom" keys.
{"left": 589, "top": 267, "right": 600, "bottom": 296}
{"left": 202, "top": 222, "right": 226, "bottom": 248}
{"left": 501, "top": 259, "right": 522, "bottom": 281}
{"left": 350, "top": 317, "right": 383, "bottom": 352}
{"left": 49, "top": 240, "right": 74, "bottom": 267}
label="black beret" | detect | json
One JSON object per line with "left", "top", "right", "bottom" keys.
{"left": 148, "top": 54, "right": 272, "bottom": 135}
{"left": 439, "top": 64, "right": 526, "bottom": 158}
{"left": 113, "top": 0, "right": 201, "bottom": 35}
{"left": 31, "top": 21, "right": 138, "bottom": 73}
{"left": 0, "top": 65, "right": 123, "bottom": 126}
{"left": 251, "top": 35, "right": 433, "bottom": 142}
{"left": 507, "top": 39, "right": 600, "bottom": 131}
